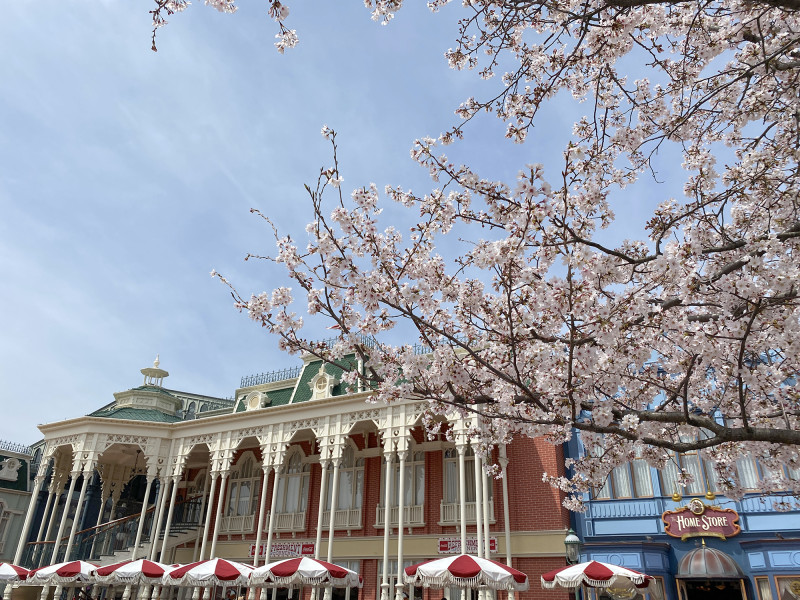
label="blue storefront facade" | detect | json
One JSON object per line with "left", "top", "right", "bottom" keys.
{"left": 566, "top": 437, "right": 800, "bottom": 600}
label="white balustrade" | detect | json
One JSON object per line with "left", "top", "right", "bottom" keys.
{"left": 374, "top": 504, "right": 425, "bottom": 528}
{"left": 439, "top": 500, "right": 495, "bottom": 525}
{"left": 321, "top": 508, "right": 362, "bottom": 529}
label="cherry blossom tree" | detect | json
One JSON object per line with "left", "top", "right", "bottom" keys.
{"left": 203, "top": 0, "right": 800, "bottom": 508}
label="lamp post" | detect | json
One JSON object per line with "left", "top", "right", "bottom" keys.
{"left": 564, "top": 529, "right": 582, "bottom": 600}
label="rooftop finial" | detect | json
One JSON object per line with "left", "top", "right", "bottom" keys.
{"left": 141, "top": 356, "right": 169, "bottom": 387}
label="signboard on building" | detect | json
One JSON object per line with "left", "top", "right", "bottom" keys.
{"left": 662, "top": 498, "right": 740, "bottom": 540}
{"left": 438, "top": 537, "right": 497, "bottom": 554}
{"left": 249, "top": 542, "right": 315, "bottom": 558}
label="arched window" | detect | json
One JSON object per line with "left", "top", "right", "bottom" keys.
{"left": 185, "top": 402, "right": 197, "bottom": 420}
{"left": 276, "top": 451, "right": 310, "bottom": 514}
{"left": 326, "top": 445, "right": 364, "bottom": 511}
{"left": 226, "top": 453, "right": 259, "bottom": 517}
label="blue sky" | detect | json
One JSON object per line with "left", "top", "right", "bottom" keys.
{"left": 0, "top": 1, "right": 678, "bottom": 444}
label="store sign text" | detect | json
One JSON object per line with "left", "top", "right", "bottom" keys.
{"left": 662, "top": 501, "right": 740, "bottom": 540}
{"left": 438, "top": 537, "right": 497, "bottom": 554}
{"left": 249, "top": 542, "right": 315, "bottom": 558}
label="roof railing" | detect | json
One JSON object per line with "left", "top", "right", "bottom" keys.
{"left": 0, "top": 440, "right": 32, "bottom": 455}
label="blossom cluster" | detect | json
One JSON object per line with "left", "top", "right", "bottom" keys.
{"left": 203, "top": 0, "right": 800, "bottom": 509}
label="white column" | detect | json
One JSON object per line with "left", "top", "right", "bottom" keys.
{"left": 499, "top": 447, "right": 514, "bottom": 600}
{"left": 64, "top": 468, "right": 93, "bottom": 560}
{"left": 313, "top": 460, "right": 329, "bottom": 560}
{"left": 264, "top": 466, "right": 282, "bottom": 566}
{"left": 35, "top": 490, "right": 56, "bottom": 544}
{"left": 13, "top": 470, "right": 47, "bottom": 563}
{"left": 192, "top": 472, "right": 211, "bottom": 562}
{"left": 149, "top": 478, "right": 172, "bottom": 560}
{"left": 159, "top": 475, "right": 181, "bottom": 557}
{"left": 473, "top": 449, "right": 484, "bottom": 558}
{"left": 51, "top": 471, "right": 79, "bottom": 562}
{"left": 88, "top": 493, "right": 109, "bottom": 559}
{"left": 394, "top": 450, "right": 407, "bottom": 600}
{"left": 380, "top": 451, "right": 393, "bottom": 600}
{"left": 253, "top": 464, "right": 271, "bottom": 567}
{"left": 481, "top": 457, "right": 490, "bottom": 559}
{"left": 209, "top": 471, "right": 229, "bottom": 558}
{"left": 326, "top": 457, "right": 341, "bottom": 564}
{"left": 131, "top": 475, "right": 156, "bottom": 560}
{"left": 199, "top": 473, "right": 219, "bottom": 560}
{"left": 457, "top": 443, "right": 467, "bottom": 553}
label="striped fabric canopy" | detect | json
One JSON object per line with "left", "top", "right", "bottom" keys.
{"left": 404, "top": 555, "right": 529, "bottom": 591}
{"left": 92, "top": 559, "right": 172, "bottom": 584}
{"left": 0, "top": 563, "right": 29, "bottom": 583}
{"left": 541, "top": 561, "right": 652, "bottom": 589}
{"left": 163, "top": 559, "right": 254, "bottom": 587}
{"left": 28, "top": 561, "right": 99, "bottom": 585}
{"left": 251, "top": 557, "right": 361, "bottom": 588}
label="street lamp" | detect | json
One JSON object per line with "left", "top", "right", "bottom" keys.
{"left": 564, "top": 529, "right": 582, "bottom": 600}
{"left": 564, "top": 528, "right": 581, "bottom": 565}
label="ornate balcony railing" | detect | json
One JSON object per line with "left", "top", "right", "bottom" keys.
{"left": 321, "top": 508, "right": 362, "bottom": 530}
{"left": 439, "top": 500, "right": 495, "bottom": 525}
{"left": 374, "top": 504, "right": 425, "bottom": 528}
{"left": 220, "top": 513, "right": 256, "bottom": 533}
{"left": 273, "top": 511, "right": 307, "bottom": 532}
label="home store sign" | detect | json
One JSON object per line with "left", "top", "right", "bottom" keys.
{"left": 662, "top": 498, "right": 741, "bottom": 540}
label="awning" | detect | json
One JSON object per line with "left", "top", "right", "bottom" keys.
{"left": 676, "top": 545, "right": 744, "bottom": 580}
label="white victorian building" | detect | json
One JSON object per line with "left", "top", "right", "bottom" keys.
{"left": 15, "top": 357, "right": 571, "bottom": 600}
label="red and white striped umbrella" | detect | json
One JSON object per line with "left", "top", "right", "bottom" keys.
{"left": 251, "top": 557, "right": 361, "bottom": 588}
{"left": 92, "top": 559, "right": 172, "bottom": 584}
{"left": 541, "top": 561, "right": 652, "bottom": 590}
{"left": 163, "top": 559, "right": 254, "bottom": 587}
{"left": 0, "top": 563, "right": 29, "bottom": 582}
{"left": 28, "top": 561, "right": 99, "bottom": 585}
{"left": 403, "top": 555, "right": 529, "bottom": 591}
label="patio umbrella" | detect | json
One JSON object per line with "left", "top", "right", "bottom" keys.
{"left": 28, "top": 561, "right": 99, "bottom": 585}
{"left": 92, "top": 560, "right": 172, "bottom": 585}
{"left": 541, "top": 561, "right": 653, "bottom": 590}
{"left": 163, "top": 559, "right": 254, "bottom": 587}
{"left": 251, "top": 557, "right": 361, "bottom": 588}
{"left": 0, "top": 564, "right": 29, "bottom": 583}
{"left": 403, "top": 555, "right": 529, "bottom": 591}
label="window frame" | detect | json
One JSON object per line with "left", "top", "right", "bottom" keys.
{"left": 225, "top": 451, "right": 260, "bottom": 517}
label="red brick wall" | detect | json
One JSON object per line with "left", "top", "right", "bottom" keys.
{"left": 189, "top": 432, "right": 569, "bottom": 558}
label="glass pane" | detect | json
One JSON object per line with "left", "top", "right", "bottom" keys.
{"left": 737, "top": 455, "right": 759, "bottom": 490}
{"left": 415, "top": 464, "right": 425, "bottom": 506}
{"left": 464, "top": 457, "right": 476, "bottom": 502}
{"left": 776, "top": 576, "right": 800, "bottom": 600}
{"left": 661, "top": 457, "right": 680, "bottom": 497}
{"left": 632, "top": 460, "right": 653, "bottom": 497}
{"left": 445, "top": 460, "right": 458, "bottom": 503}
{"left": 238, "top": 482, "right": 252, "bottom": 515}
{"left": 227, "top": 483, "right": 238, "bottom": 516}
{"left": 339, "top": 470, "right": 354, "bottom": 510}
{"left": 286, "top": 476, "right": 300, "bottom": 512}
{"left": 275, "top": 477, "right": 287, "bottom": 512}
{"left": 612, "top": 466, "right": 633, "bottom": 498}
{"left": 756, "top": 577, "right": 773, "bottom": 600}
{"left": 595, "top": 477, "right": 612, "bottom": 500}
{"left": 403, "top": 463, "right": 413, "bottom": 505}
{"left": 355, "top": 470, "right": 363, "bottom": 508}
{"left": 681, "top": 453, "right": 705, "bottom": 495}
{"left": 300, "top": 476, "right": 309, "bottom": 511}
